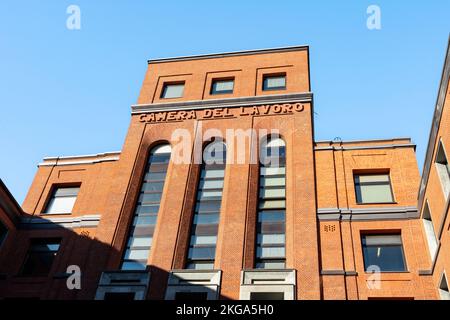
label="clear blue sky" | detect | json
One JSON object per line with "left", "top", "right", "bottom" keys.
{"left": 1, "top": 1, "right": 449, "bottom": 204}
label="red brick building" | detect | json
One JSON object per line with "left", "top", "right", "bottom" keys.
{"left": 417, "top": 37, "right": 450, "bottom": 300}
{"left": 0, "top": 44, "right": 445, "bottom": 300}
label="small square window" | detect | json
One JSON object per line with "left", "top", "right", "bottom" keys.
{"left": 354, "top": 173, "right": 394, "bottom": 204}
{"left": 263, "top": 74, "right": 286, "bottom": 91}
{"left": 21, "top": 239, "right": 61, "bottom": 277}
{"left": 211, "top": 79, "right": 234, "bottom": 95}
{"left": 161, "top": 82, "right": 185, "bottom": 99}
{"left": 44, "top": 187, "right": 80, "bottom": 214}
{"left": 362, "top": 234, "right": 406, "bottom": 272}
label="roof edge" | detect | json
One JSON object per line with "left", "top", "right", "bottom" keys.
{"left": 147, "top": 45, "right": 309, "bottom": 64}
{"left": 418, "top": 35, "right": 450, "bottom": 208}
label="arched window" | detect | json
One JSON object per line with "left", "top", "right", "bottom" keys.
{"left": 185, "top": 140, "right": 227, "bottom": 270}
{"left": 121, "top": 144, "right": 172, "bottom": 270}
{"left": 256, "top": 137, "right": 286, "bottom": 269}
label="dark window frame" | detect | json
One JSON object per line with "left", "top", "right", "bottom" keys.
{"left": 262, "top": 73, "right": 287, "bottom": 91}
{"left": 43, "top": 184, "right": 81, "bottom": 215}
{"left": 255, "top": 137, "right": 286, "bottom": 269}
{"left": 210, "top": 78, "right": 235, "bottom": 95}
{"left": 160, "top": 81, "right": 185, "bottom": 99}
{"left": 354, "top": 172, "right": 395, "bottom": 204}
{"left": 20, "top": 238, "right": 61, "bottom": 277}
{"left": 361, "top": 233, "right": 407, "bottom": 273}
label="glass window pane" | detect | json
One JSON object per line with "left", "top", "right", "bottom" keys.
{"left": 356, "top": 174, "right": 390, "bottom": 183}
{"left": 139, "top": 193, "right": 162, "bottom": 203}
{"left": 257, "top": 234, "right": 285, "bottom": 245}
{"left": 199, "top": 179, "right": 224, "bottom": 190}
{"left": 142, "top": 182, "right": 165, "bottom": 192}
{"left": 260, "top": 177, "right": 285, "bottom": 187}
{"left": 263, "top": 75, "right": 286, "bottom": 90}
{"left": 125, "top": 249, "right": 149, "bottom": 260}
{"left": 133, "top": 216, "right": 157, "bottom": 226}
{"left": 257, "top": 247, "right": 285, "bottom": 258}
{"left": 261, "top": 167, "right": 285, "bottom": 176}
{"left": 21, "top": 239, "right": 61, "bottom": 276}
{"left": 255, "top": 261, "right": 285, "bottom": 269}
{"left": 260, "top": 188, "right": 286, "bottom": 199}
{"left": 54, "top": 187, "right": 80, "bottom": 197}
{"left": 186, "top": 262, "right": 214, "bottom": 270}
{"left": 121, "top": 261, "right": 146, "bottom": 271}
{"left": 161, "top": 83, "right": 184, "bottom": 98}
{"left": 129, "top": 237, "right": 152, "bottom": 248}
{"left": 357, "top": 184, "right": 393, "bottom": 203}
{"left": 45, "top": 196, "right": 77, "bottom": 214}
{"left": 364, "top": 235, "right": 402, "bottom": 246}
{"left": 259, "top": 200, "right": 286, "bottom": 209}
{"left": 198, "top": 190, "right": 222, "bottom": 200}
{"left": 258, "top": 211, "right": 285, "bottom": 222}
{"left": 196, "top": 201, "right": 221, "bottom": 213}
{"left": 202, "top": 169, "right": 225, "bottom": 179}
{"left": 363, "top": 245, "right": 406, "bottom": 271}
{"left": 135, "top": 205, "right": 159, "bottom": 214}
{"left": 190, "top": 235, "right": 217, "bottom": 246}
{"left": 145, "top": 172, "right": 167, "bottom": 181}
{"left": 211, "top": 79, "right": 234, "bottom": 94}
{"left": 188, "top": 247, "right": 216, "bottom": 260}
{"left": 194, "top": 214, "right": 219, "bottom": 225}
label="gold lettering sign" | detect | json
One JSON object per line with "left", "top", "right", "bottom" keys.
{"left": 139, "top": 103, "right": 304, "bottom": 123}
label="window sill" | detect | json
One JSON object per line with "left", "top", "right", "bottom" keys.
{"left": 356, "top": 202, "right": 398, "bottom": 205}
{"left": 364, "top": 271, "right": 409, "bottom": 274}
{"left": 262, "top": 88, "right": 287, "bottom": 92}
{"left": 39, "top": 212, "right": 73, "bottom": 216}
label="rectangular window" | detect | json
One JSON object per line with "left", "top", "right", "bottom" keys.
{"left": 263, "top": 74, "right": 286, "bottom": 91}
{"left": 422, "top": 201, "right": 438, "bottom": 260}
{"left": 256, "top": 138, "right": 286, "bottom": 269}
{"left": 0, "top": 222, "right": 8, "bottom": 248}
{"left": 435, "top": 141, "right": 450, "bottom": 198}
{"left": 185, "top": 141, "right": 226, "bottom": 270}
{"left": 354, "top": 174, "right": 394, "bottom": 204}
{"left": 121, "top": 145, "right": 171, "bottom": 271}
{"left": 44, "top": 187, "right": 80, "bottom": 214}
{"left": 362, "top": 234, "right": 406, "bottom": 272}
{"left": 21, "top": 239, "right": 61, "bottom": 276}
{"left": 161, "top": 82, "right": 185, "bottom": 99}
{"left": 211, "top": 79, "right": 234, "bottom": 95}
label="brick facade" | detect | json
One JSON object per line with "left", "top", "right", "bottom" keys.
{"left": 0, "top": 44, "right": 445, "bottom": 300}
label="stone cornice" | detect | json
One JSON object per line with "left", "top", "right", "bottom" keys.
{"left": 317, "top": 206, "right": 419, "bottom": 221}
{"left": 131, "top": 92, "right": 313, "bottom": 114}
{"left": 147, "top": 45, "right": 309, "bottom": 64}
